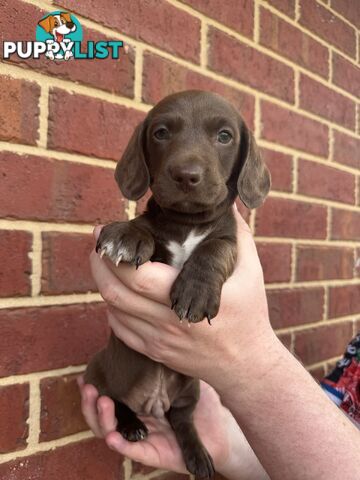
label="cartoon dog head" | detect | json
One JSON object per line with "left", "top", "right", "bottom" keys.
{"left": 38, "top": 12, "right": 76, "bottom": 42}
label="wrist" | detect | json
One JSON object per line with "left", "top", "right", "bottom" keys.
{"left": 206, "top": 328, "right": 282, "bottom": 399}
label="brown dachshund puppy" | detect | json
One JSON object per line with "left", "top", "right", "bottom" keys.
{"left": 85, "top": 90, "right": 270, "bottom": 479}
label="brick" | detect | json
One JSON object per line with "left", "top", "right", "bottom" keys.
{"left": 260, "top": 8, "right": 329, "bottom": 78}
{"left": 0, "top": 1, "right": 134, "bottom": 97}
{"left": 256, "top": 198, "right": 327, "bottom": 239}
{"left": 0, "top": 303, "right": 108, "bottom": 377}
{"left": 182, "top": 0, "right": 254, "bottom": 38}
{"left": 0, "top": 76, "right": 40, "bottom": 145}
{"left": 48, "top": 89, "right": 145, "bottom": 161}
{"left": 294, "top": 321, "right": 353, "bottom": 365}
{"left": 308, "top": 364, "right": 326, "bottom": 381}
{"left": 0, "top": 439, "right": 125, "bottom": 479}
{"left": 208, "top": 27, "right": 295, "bottom": 103}
{"left": 0, "top": 151, "right": 125, "bottom": 224}
{"left": 0, "top": 230, "right": 31, "bottom": 297}
{"left": 300, "top": 75, "right": 355, "bottom": 130}
{"left": 299, "top": 0, "right": 356, "bottom": 58}
{"left": 132, "top": 462, "right": 157, "bottom": 476}
{"left": 256, "top": 242, "right": 292, "bottom": 283}
{"left": 260, "top": 101, "right": 329, "bottom": 157}
{"left": 266, "top": 0, "right": 296, "bottom": 17}
{"left": 267, "top": 287, "right": 324, "bottom": 329}
{"left": 0, "top": 384, "right": 29, "bottom": 453}
{"left": 331, "top": 209, "right": 360, "bottom": 241}
{"left": 297, "top": 159, "right": 356, "bottom": 204}
{"left": 142, "top": 52, "right": 255, "bottom": 129}
{"left": 331, "top": 0, "right": 360, "bottom": 28}
{"left": 332, "top": 53, "right": 360, "bottom": 99}
{"left": 151, "top": 474, "right": 189, "bottom": 480}
{"left": 41, "top": 233, "right": 96, "bottom": 295}
{"left": 40, "top": 374, "right": 87, "bottom": 442}
{"left": 329, "top": 285, "right": 360, "bottom": 318}
{"left": 333, "top": 131, "right": 360, "bottom": 169}
{"left": 296, "top": 245, "right": 354, "bottom": 281}
{"left": 57, "top": 0, "right": 200, "bottom": 63}
{"left": 277, "top": 332, "right": 292, "bottom": 350}
{"left": 260, "top": 148, "right": 293, "bottom": 192}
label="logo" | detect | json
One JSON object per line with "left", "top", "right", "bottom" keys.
{"left": 3, "top": 11, "right": 125, "bottom": 62}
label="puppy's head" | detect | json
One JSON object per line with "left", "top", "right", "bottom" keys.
{"left": 116, "top": 91, "right": 270, "bottom": 213}
{"left": 38, "top": 12, "right": 76, "bottom": 40}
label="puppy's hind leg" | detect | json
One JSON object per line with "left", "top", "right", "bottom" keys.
{"left": 114, "top": 400, "right": 148, "bottom": 442}
{"left": 166, "top": 387, "right": 215, "bottom": 479}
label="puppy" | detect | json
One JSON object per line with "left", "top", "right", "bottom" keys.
{"left": 85, "top": 90, "right": 270, "bottom": 479}
{"left": 38, "top": 12, "right": 76, "bottom": 60}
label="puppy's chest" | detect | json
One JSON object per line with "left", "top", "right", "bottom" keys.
{"left": 163, "top": 229, "right": 209, "bottom": 269}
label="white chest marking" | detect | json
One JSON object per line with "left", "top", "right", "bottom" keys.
{"left": 167, "top": 230, "right": 209, "bottom": 269}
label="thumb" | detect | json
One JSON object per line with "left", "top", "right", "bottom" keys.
{"left": 93, "top": 225, "right": 103, "bottom": 241}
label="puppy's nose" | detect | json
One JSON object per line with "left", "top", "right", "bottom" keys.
{"left": 169, "top": 164, "right": 203, "bottom": 189}
{"left": 66, "top": 21, "right": 75, "bottom": 29}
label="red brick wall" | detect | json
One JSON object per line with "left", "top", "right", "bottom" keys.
{"left": 0, "top": 0, "right": 359, "bottom": 478}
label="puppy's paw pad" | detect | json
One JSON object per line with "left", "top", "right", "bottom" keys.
{"left": 118, "top": 422, "right": 148, "bottom": 442}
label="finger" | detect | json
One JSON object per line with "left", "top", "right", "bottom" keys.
{"left": 93, "top": 225, "right": 103, "bottom": 241}
{"left": 105, "top": 431, "right": 151, "bottom": 465}
{"left": 81, "top": 384, "right": 103, "bottom": 438}
{"left": 102, "top": 254, "right": 178, "bottom": 307}
{"left": 97, "top": 396, "right": 118, "bottom": 436}
{"left": 90, "top": 251, "right": 177, "bottom": 325}
{"left": 232, "top": 205, "right": 261, "bottom": 271}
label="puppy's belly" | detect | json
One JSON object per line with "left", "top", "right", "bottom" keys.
{"left": 121, "top": 364, "right": 180, "bottom": 418}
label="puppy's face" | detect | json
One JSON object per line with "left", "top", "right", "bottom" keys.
{"left": 116, "top": 91, "right": 270, "bottom": 212}
{"left": 38, "top": 13, "right": 76, "bottom": 41}
{"left": 145, "top": 92, "right": 241, "bottom": 213}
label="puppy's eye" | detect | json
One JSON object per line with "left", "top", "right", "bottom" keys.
{"left": 154, "top": 127, "right": 170, "bottom": 140}
{"left": 217, "top": 130, "right": 232, "bottom": 144}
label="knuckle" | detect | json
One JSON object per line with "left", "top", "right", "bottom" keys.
{"left": 133, "top": 268, "right": 153, "bottom": 295}
{"left": 101, "top": 283, "right": 120, "bottom": 306}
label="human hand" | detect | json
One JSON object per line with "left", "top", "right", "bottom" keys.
{"left": 89, "top": 206, "right": 275, "bottom": 391}
{"left": 78, "top": 377, "right": 267, "bottom": 478}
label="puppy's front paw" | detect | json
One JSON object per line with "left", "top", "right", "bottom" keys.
{"left": 170, "top": 273, "right": 221, "bottom": 324}
{"left": 96, "top": 222, "right": 155, "bottom": 268}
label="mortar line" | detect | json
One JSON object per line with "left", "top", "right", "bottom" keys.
{"left": 323, "top": 285, "right": 329, "bottom": 321}
{"left": 275, "top": 314, "right": 356, "bottom": 335}
{"left": 125, "top": 200, "right": 137, "bottom": 221}
{"left": 292, "top": 156, "right": 298, "bottom": 193}
{"left": 0, "top": 431, "right": 93, "bottom": 465}
{"left": 26, "top": 379, "right": 41, "bottom": 448}
{"left": 294, "top": 70, "right": 300, "bottom": 108}
{"left": 0, "top": 293, "right": 102, "bottom": 310}
{"left": 258, "top": 140, "right": 360, "bottom": 175}
{"left": 200, "top": 20, "right": 208, "bottom": 68}
{"left": 269, "top": 190, "right": 360, "bottom": 212}
{"left": 326, "top": 206, "right": 332, "bottom": 241}
{"left": 254, "top": 0, "right": 260, "bottom": 44}
{"left": 255, "top": 237, "right": 360, "bottom": 247}
{"left": 37, "top": 83, "right": 49, "bottom": 149}
{"left": 294, "top": 0, "right": 300, "bottom": 22}
{"left": 14, "top": 0, "right": 360, "bottom": 105}
{"left": 134, "top": 45, "right": 144, "bottom": 103}
{"left": 328, "top": 49, "right": 333, "bottom": 83}
{"left": 0, "top": 141, "right": 117, "bottom": 169}
{"left": 266, "top": 278, "right": 360, "bottom": 290}
{"left": 0, "top": 219, "right": 95, "bottom": 233}
{"left": 0, "top": 365, "right": 86, "bottom": 387}
{"left": 290, "top": 242, "right": 297, "bottom": 283}
{"left": 29, "top": 231, "right": 42, "bottom": 297}
{"left": 328, "top": 127, "right": 334, "bottom": 161}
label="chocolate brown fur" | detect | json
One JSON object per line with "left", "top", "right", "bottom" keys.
{"left": 85, "top": 90, "right": 270, "bottom": 479}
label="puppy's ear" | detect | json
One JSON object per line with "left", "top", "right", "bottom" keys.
{"left": 61, "top": 12, "right": 72, "bottom": 23}
{"left": 237, "top": 123, "right": 271, "bottom": 209}
{"left": 115, "top": 121, "right": 150, "bottom": 200}
{"left": 38, "top": 15, "right": 53, "bottom": 33}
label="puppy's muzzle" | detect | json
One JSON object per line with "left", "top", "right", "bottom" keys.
{"left": 168, "top": 163, "right": 204, "bottom": 191}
